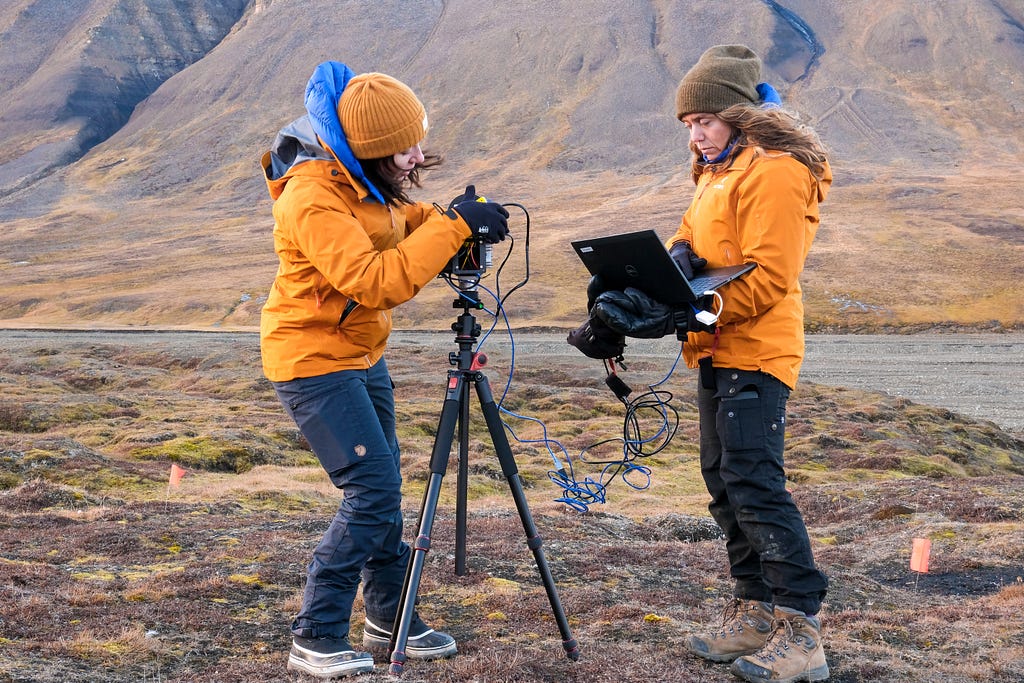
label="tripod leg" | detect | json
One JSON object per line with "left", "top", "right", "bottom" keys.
{"left": 455, "top": 387, "right": 470, "bottom": 575}
{"left": 472, "top": 373, "right": 581, "bottom": 662}
{"left": 388, "top": 373, "right": 464, "bottom": 675}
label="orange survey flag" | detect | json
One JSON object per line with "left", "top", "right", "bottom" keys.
{"left": 169, "top": 463, "right": 187, "bottom": 488}
{"left": 910, "top": 537, "right": 931, "bottom": 573}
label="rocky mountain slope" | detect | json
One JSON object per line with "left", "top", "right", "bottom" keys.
{"left": 0, "top": 0, "right": 1021, "bottom": 329}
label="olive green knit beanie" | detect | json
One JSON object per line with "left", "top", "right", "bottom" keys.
{"left": 675, "top": 45, "right": 762, "bottom": 119}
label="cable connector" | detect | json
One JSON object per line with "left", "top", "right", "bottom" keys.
{"left": 605, "top": 373, "right": 632, "bottom": 400}
{"left": 692, "top": 290, "right": 725, "bottom": 326}
{"left": 694, "top": 309, "right": 718, "bottom": 326}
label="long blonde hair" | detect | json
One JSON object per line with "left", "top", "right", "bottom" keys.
{"left": 691, "top": 105, "right": 828, "bottom": 183}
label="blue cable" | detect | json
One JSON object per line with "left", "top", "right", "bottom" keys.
{"left": 439, "top": 219, "right": 683, "bottom": 513}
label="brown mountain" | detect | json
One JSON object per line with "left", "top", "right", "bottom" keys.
{"left": 0, "top": 0, "right": 1021, "bottom": 330}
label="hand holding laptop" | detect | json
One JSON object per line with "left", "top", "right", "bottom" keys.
{"left": 567, "top": 230, "right": 753, "bottom": 357}
{"left": 669, "top": 241, "right": 707, "bottom": 280}
{"left": 593, "top": 288, "right": 676, "bottom": 338}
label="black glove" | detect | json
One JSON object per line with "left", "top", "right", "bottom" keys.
{"left": 567, "top": 315, "right": 625, "bottom": 360}
{"left": 592, "top": 288, "right": 677, "bottom": 339}
{"left": 586, "top": 274, "right": 611, "bottom": 310}
{"left": 669, "top": 241, "right": 707, "bottom": 280}
{"left": 447, "top": 184, "right": 481, "bottom": 209}
{"left": 453, "top": 200, "right": 510, "bottom": 244}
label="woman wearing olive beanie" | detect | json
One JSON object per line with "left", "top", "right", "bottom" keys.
{"left": 669, "top": 45, "right": 832, "bottom": 683}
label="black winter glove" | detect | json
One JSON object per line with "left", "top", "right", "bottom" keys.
{"left": 567, "top": 315, "right": 626, "bottom": 360}
{"left": 669, "top": 241, "right": 707, "bottom": 280}
{"left": 586, "top": 274, "right": 611, "bottom": 310}
{"left": 592, "top": 288, "right": 677, "bottom": 339}
{"left": 453, "top": 200, "right": 510, "bottom": 244}
{"left": 447, "top": 184, "right": 482, "bottom": 209}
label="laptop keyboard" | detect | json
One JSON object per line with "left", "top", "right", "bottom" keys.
{"left": 688, "top": 273, "right": 720, "bottom": 295}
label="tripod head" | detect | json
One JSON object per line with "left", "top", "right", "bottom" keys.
{"left": 449, "top": 288, "right": 487, "bottom": 372}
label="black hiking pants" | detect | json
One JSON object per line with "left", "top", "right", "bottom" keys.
{"left": 697, "top": 366, "right": 828, "bottom": 615}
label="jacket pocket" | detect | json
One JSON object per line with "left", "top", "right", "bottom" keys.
{"left": 265, "top": 287, "right": 344, "bottom": 328}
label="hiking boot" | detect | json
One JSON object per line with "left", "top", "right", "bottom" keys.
{"left": 685, "top": 598, "right": 774, "bottom": 662}
{"left": 730, "top": 606, "right": 830, "bottom": 682}
{"left": 362, "top": 615, "right": 457, "bottom": 660}
{"left": 287, "top": 636, "right": 375, "bottom": 679}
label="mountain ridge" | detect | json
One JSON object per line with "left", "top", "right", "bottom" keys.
{"left": 0, "top": 0, "right": 1021, "bottom": 330}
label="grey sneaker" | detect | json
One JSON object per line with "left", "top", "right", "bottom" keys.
{"left": 287, "top": 636, "right": 374, "bottom": 679}
{"left": 362, "top": 615, "right": 457, "bottom": 660}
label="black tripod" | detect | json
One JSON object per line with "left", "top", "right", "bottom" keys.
{"left": 387, "top": 290, "right": 580, "bottom": 675}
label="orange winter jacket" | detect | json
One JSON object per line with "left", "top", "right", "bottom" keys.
{"left": 259, "top": 117, "right": 471, "bottom": 382}
{"left": 668, "top": 146, "right": 831, "bottom": 389}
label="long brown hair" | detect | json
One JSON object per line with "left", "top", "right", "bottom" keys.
{"left": 363, "top": 152, "right": 443, "bottom": 205}
{"left": 691, "top": 105, "right": 828, "bottom": 184}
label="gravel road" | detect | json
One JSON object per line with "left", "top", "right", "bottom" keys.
{"left": 497, "top": 332, "right": 1024, "bottom": 435}
{"left": 801, "top": 334, "right": 1023, "bottom": 434}
{"left": 2, "top": 329, "right": 1021, "bottom": 434}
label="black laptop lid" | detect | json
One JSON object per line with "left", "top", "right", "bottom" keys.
{"left": 571, "top": 229, "right": 755, "bottom": 306}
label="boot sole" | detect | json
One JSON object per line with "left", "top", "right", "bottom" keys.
{"left": 684, "top": 641, "right": 758, "bottom": 663}
{"left": 730, "top": 661, "right": 830, "bottom": 683}
{"left": 362, "top": 633, "right": 458, "bottom": 660}
{"left": 287, "top": 655, "right": 375, "bottom": 679}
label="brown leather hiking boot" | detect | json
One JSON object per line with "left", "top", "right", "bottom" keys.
{"left": 685, "top": 598, "right": 774, "bottom": 662}
{"left": 730, "top": 606, "right": 830, "bottom": 682}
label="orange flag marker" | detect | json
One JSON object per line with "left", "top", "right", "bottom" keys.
{"left": 169, "top": 463, "right": 187, "bottom": 488}
{"left": 910, "top": 537, "right": 931, "bottom": 573}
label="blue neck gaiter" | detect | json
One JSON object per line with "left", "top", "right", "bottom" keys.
{"left": 703, "top": 138, "right": 738, "bottom": 164}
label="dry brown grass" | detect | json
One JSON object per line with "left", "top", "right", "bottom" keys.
{"left": 1, "top": 332, "right": 1023, "bottom": 682}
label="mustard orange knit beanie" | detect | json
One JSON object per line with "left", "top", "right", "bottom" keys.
{"left": 338, "top": 73, "right": 428, "bottom": 159}
{"left": 675, "top": 45, "right": 762, "bottom": 119}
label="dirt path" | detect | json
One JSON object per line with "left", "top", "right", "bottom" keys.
{"left": 2, "top": 329, "right": 1021, "bottom": 433}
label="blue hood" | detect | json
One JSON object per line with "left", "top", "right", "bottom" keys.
{"left": 304, "top": 61, "right": 385, "bottom": 204}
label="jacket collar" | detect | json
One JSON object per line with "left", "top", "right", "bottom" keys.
{"left": 262, "top": 116, "right": 373, "bottom": 202}
{"left": 303, "top": 61, "right": 386, "bottom": 204}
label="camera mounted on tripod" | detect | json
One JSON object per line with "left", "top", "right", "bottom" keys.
{"left": 442, "top": 235, "right": 492, "bottom": 278}
{"left": 388, "top": 191, "right": 576, "bottom": 674}
{"left": 435, "top": 185, "right": 510, "bottom": 285}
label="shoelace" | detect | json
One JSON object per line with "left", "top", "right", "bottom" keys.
{"left": 714, "top": 599, "right": 756, "bottom": 638}
{"left": 710, "top": 600, "right": 742, "bottom": 637}
{"left": 719, "top": 600, "right": 741, "bottom": 626}
{"left": 756, "top": 617, "right": 816, "bottom": 663}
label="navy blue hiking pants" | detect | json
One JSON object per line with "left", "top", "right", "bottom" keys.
{"left": 697, "top": 367, "right": 828, "bottom": 616}
{"left": 273, "top": 358, "right": 409, "bottom": 640}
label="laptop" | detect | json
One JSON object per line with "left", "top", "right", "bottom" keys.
{"left": 571, "top": 229, "right": 755, "bottom": 306}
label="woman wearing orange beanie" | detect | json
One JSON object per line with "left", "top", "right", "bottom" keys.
{"left": 260, "top": 61, "right": 508, "bottom": 679}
